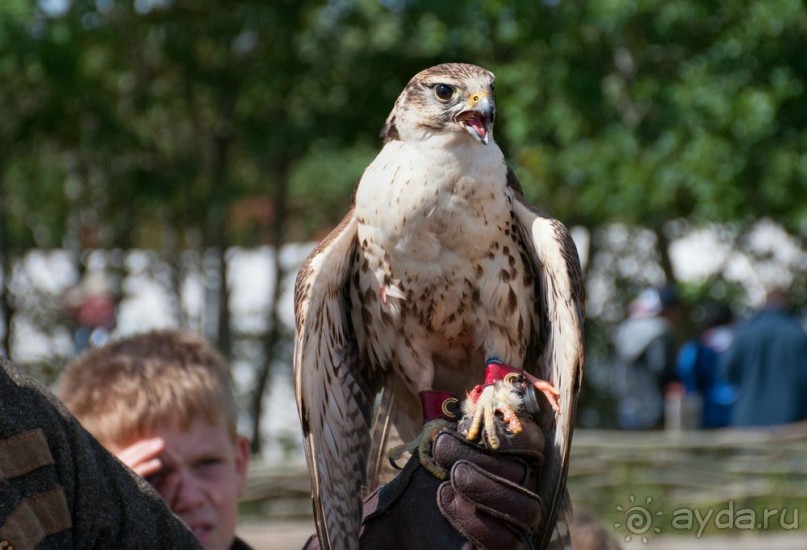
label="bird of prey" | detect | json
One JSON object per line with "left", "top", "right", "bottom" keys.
{"left": 294, "top": 63, "right": 584, "bottom": 550}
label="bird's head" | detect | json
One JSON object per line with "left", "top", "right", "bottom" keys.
{"left": 381, "top": 63, "right": 496, "bottom": 145}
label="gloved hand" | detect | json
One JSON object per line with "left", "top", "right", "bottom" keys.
{"left": 434, "top": 416, "right": 546, "bottom": 550}
{"left": 302, "top": 417, "right": 546, "bottom": 550}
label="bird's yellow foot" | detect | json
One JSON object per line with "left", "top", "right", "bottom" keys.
{"left": 461, "top": 359, "right": 561, "bottom": 449}
{"left": 462, "top": 381, "right": 523, "bottom": 450}
{"left": 483, "top": 358, "right": 561, "bottom": 414}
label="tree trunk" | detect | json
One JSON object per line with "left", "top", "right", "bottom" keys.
{"left": 653, "top": 225, "right": 689, "bottom": 343}
{"left": 0, "top": 162, "right": 13, "bottom": 359}
{"left": 250, "top": 157, "right": 291, "bottom": 454}
{"left": 211, "top": 90, "right": 237, "bottom": 360}
{"left": 654, "top": 224, "right": 676, "bottom": 286}
{"left": 160, "top": 208, "right": 186, "bottom": 327}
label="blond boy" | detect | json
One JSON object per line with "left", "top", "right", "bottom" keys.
{"left": 58, "top": 329, "right": 250, "bottom": 550}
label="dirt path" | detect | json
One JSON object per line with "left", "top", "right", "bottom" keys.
{"left": 237, "top": 519, "right": 806, "bottom": 550}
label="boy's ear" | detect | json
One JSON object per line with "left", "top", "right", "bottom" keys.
{"left": 234, "top": 435, "right": 250, "bottom": 494}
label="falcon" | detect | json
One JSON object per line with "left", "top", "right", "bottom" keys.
{"left": 294, "top": 63, "right": 584, "bottom": 550}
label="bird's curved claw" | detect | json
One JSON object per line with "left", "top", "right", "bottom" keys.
{"left": 463, "top": 382, "right": 523, "bottom": 450}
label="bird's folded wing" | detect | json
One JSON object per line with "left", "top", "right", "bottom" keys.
{"left": 294, "top": 211, "right": 376, "bottom": 550}
{"left": 508, "top": 169, "right": 585, "bottom": 550}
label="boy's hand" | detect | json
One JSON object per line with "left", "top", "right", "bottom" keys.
{"left": 114, "top": 437, "right": 165, "bottom": 479}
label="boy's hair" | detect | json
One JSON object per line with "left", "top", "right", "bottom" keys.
{"left": 59, "top": 329, "right": 238, "bottom": 447}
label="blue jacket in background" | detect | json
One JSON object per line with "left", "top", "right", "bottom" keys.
{"left": 721, "top": 307, "right": 807, "bottom": 427}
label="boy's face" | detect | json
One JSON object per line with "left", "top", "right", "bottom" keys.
{"left": 119, "top": 417, "right": 249, "bottom": 550}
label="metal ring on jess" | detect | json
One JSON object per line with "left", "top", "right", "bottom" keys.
{"left": 523, "top": 385, "right": 541, "bottom": 417}
{"left": 441, "top": 397, "right": 459, "bottom": 419}
{"left": 503, "top": 372, "right": 520, "bottom": 386}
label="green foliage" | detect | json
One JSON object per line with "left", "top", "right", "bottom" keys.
{"left": 2, "top": 0, "right": 805, "bottom": 252}
{"left": 287, "top": 143, "right": 377, "bottom": 239}
{"left": 0, "top": 0, "right": 805, "bottom": 369}
{"left": 489, "top": 0, "right": 807, "bottom": 235}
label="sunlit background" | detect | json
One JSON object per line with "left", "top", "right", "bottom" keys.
{"left": 2, "top": 1, "right": 805, "bottom": 548}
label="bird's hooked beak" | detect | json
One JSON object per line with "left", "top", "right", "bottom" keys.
{"left": 455, "top": 91, "right": 495, "bottom": 145}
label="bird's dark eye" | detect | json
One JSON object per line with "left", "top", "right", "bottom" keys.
{"left": 434, "top": 83, "right": 454, "bottom": 101}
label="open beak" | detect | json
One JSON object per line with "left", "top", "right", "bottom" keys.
{"left": 455, "top": 91, "right": 495, "bottom": 145}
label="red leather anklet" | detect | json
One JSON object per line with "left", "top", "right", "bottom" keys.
{"left": 419, "top": 390, "right": 459, "bottom": 422}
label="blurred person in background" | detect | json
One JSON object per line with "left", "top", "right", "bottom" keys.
{"left": 721, "top": 289, "right": 807, "bottom": 427}
{"left": 676, "top": 301, "right": 737, "bottom": 428}
{"left": 612, "top": 286, "right": 681, "bottom": 429}
{"left": 63, "top": 270, "right": 119, "bottom": 352}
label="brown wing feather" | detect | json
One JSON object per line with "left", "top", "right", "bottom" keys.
{"left": 294, "top": 210, "right": 380, "bottom": 550}
{"left": 507, "top": 166, "right": 585, "bottom": 550}
{"left": 364, "top": 376, "right": 424, "bottom": 489}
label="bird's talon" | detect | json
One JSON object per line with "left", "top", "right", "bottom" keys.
{"left": 463, "top": 382, "right": 524, "bottom": 448}
{"left": 502, "top": 404, "right": 523, "bottom": 434}
{"left": 483, "top": 390, "right": 498, "bottom": 448}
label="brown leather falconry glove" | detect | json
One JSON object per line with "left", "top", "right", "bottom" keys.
{"left": 434, "top": 417, "right": 546, "bottom": 550}
{"left": 303, "top": 417, "right": 546, "bottom": 550}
